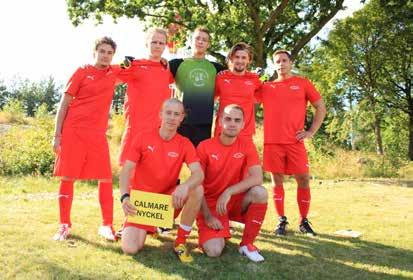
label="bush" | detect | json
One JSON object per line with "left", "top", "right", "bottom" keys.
{"left": 0, "top": 117, "right": 55, "bottom": 176}
{"left": 0, "top": 99, "right": 27, "bottom": 124}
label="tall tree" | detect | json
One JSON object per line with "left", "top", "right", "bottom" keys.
{"left": 305, "top": 0, "right": 412, "bottom": 159}
{"left": 66, "top": 0, "right": 345, "bottom": 66}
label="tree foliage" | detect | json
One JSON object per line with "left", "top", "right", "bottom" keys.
{"left": 6, "top": 76, "right": 61, "bottom": 116}
{"left": 66, "top": 0, "right": 345, "bottom": 66}
{"left": 304, "top": 0, "right": 412, "bottom": 160}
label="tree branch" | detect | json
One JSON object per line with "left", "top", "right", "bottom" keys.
{"left": 290, "top": 0, "right": 344, "bottom": 59}
{"left": 261, "top": 0, "right": 289, "bottom": 33}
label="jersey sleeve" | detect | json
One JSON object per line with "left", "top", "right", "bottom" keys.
{"left": 196, "top": 142, "right": 209, "bottom": 172}
{"left": 214, "top": 75, "right": 221, "bottom": 100}
{"left": 169, "top": 58, "right": 183, "bottom": 77}
{"left": 183, "top": 138, "right": 199, "bottom": 165}
{"left": 304, "top": 78, "right": 322, "bottom": 103}
{"left": 245, "top": 141, "right": 260, "bottom": 168}
{"left": 254, "top": 84, "right": 264, "bottom": 103}
{"left": 64, "top": 67, "right": 85, "bottom": 97}
{"left": 124, "top": 135, "right": 143, "bottom": 163}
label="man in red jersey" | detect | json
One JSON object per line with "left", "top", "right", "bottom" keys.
{"left": 197, "top": 104, "right": 268, "bottom": 262}
{"left": 118, "top": 28, "right": 174, "bottom": 165}
{"left": 52, "top": 37, "right": 121, "bottom": 241}
{"left": 119, "top": 98, "right": 204, "bottom": 263}
{"left": 214, "top": 42, "right": 261, "bottom": 140}
{"left": 256, "top": 50, "right": 326, "bottom": 236}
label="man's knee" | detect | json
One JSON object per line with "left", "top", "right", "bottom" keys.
{"left": 121, "top": 243, "right": 143, "bottom": 255}
{"left": 189, "top": 185, "right": 204, "bottom": 201}
{"left": 204, "top": 244, "right": 224, "bottom": 257}
{"left": 295, "top": 174, "right": 310, "bottom": 187}
{"left": 271, "top": 173, "right": 283, "bottom": 185}
{"left": 249, "top": 185, "right": 268, "bottom": 203}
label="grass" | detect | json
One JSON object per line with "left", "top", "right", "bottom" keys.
{"left": 1, "top": 176, "right": 412, "bottom": 279}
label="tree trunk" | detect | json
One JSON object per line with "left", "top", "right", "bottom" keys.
{"left": 374, "top": 116, "right": 384, "bottom": 155}
{"left": 409, "top": 113, "right": 413, "bottom": 160}
{"left": 255, "top": 33, "right": 265, "bottom": 68}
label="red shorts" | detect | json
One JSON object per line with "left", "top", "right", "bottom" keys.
{"left": 124, "top": 208, "right": 182, "bottom": 233}
{"left": 54, "top": 128, "right": 112, "bottom": 179}
{"left": 263, "top": 142, "right": 309, "bottom": 175}
{"left": 196, "top": 193, "right": 246, "bottom": 246}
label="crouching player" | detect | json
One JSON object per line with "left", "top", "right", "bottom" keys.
{"left": 196, "top": 104, "right": 268, "bottom": 262}
{"left": 119, "top": 98, "right": 204, "bottom": 263}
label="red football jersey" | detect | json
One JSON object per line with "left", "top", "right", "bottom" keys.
{"left": 197, "top": 137, "right": 260, "bottom": 202}
{"left": 119, "top": 59, "right": 174, "bottom": 134}
{"left": 255, "top": 76, "right": 321, "bottom": 144}
{"left": 63, "top": 65, "right": 120, "bottom": 132}
{"left": 214, "top": 71, "right": 261, "bottom": 137}
{"left": 125, "top": 130, "right": 199, "bottom": 194}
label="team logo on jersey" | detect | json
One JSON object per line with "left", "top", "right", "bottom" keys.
{"left": 290, "top": 85, "right": 301, "bottom": 90}
{"left": 270, "top": 84, "right": 276, "bottom": 88}
{"left": 189, "top": 68, "right": 209, "bottom": 87}
{"left": 244, "top": 80, "right": 254, "bottom": 86}
{"left": 168, "top": 152, "right": 179, "bottom": 158}
{"left": 147, "top": 145, "right": 155, "bottom": 152}
{"left": 233, "top": 152, "right": 244, "bottom": 159}
{"left": 86, "top": 75, "right": 95, "bottom": 80}
{"left": 140, "top": 65, "right": 148, "bottom": 69}
{"left": 224, "top": 79, "right": 231, "bottom": 84}
{"left": 211, "top": 154, "right": 219, "bottom": 160}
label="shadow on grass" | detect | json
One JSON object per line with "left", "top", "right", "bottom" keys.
{"left": 38, "top": 260, "right": 124, "bottom": 280}
{"left": 65, "top": 230, "right": 412, "bottom": 280}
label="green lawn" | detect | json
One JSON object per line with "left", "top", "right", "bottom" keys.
{"left": 0, "top": 176, "right": 412, "bottom": 279}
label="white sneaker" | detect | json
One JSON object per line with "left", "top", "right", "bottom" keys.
{"left": 53, "top": 224, "right": 71, "bottom": 241}
{"left": 239, "top": 244, "right": 264, "bottom": 262}
{"left": 98, "top": 225, "right": 116, "bottom": 241}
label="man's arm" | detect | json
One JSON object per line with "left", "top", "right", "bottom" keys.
{"left": 171, "top": 162, "right": 204, "bottom": 209}
{"left": 52, "top": 93, "right": 73, "bottom": 154}
{"left": 216, "top": 165, "right": 263, "bottom": 215}
{"left": 201, "top": 196, "right": 223, "bottom": 230}
{"left": 296, "top": 99, "right": 327, "bottom": 141}
{"left": 169, "top": 58, "right": 184, "bottom": 78}
{"left": 119, "top": 160, "right": 137, "bottom": 216}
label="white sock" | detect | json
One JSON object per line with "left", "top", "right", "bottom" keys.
{"left": 179, "top": 224, "right": 192, "bottom": 232}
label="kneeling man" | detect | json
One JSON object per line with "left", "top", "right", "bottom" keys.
{"left": 196, "top": 104, "right": 268, "bottom": 262}
{"left": 119, "top": 98, "right": 204, "bottom": 263}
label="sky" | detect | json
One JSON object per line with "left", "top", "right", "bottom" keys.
{"left": 0, "top": 0, "right": 364, "bottom": 86}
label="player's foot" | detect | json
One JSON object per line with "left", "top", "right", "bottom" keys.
{"left": 299, "top": 218, "right": 317, "bottom": 236}
{"left": 174, "top": 243, "right": 193, "bottom": 263}
{"left": 157, "top": 227, "right": 172, "bottom": 236}
{"left": 98, "top": 225, "right": 117, "bottom": 241}
{"left": 274, "top": 216, "right": 288, "bottom": 236}
{"left": 239, "top": 244, "right": 264, "bottom": 262}
{"left": 53, "top": 224, "right": 71, "bottom": 241}
{"left": 115, "top": 228, "right": 123, "bottom": 240}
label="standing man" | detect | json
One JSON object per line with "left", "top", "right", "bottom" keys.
{"left": 119, "top": 98, "right": 204, "bottom": 263}
{"left": 169, "top": 27, "right": 226, "bottom": 146}
{"left": 53, "top": 37, "right": 121, "bottom": 241}
{"left": 214, "top": 42, "right": 261, "bottom": 140}
{"left": 197, "top": 104, "right": 268, "bottom": 262}
{"left": 256, "top": 50, "right": 326, "bottom": 236}
{"left": 118, "top": 28, "right": 174, "bottom": 165}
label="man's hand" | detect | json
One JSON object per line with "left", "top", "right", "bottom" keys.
{"left": 296, "top": 129, "right": 314, "bottom": 141}
{"left": 160, "top": 57, "right": 169, "bottom": 70}
{"left": 172, "top": 184, "right": 189, "bottom": 209}
{"left": 52, "top": 136, "right": 61, "bottom": 154}
{"left": 122, "top": 198, "right": 137, "bottom": 216}
{"left": 205, "top": 215, "right": 223, "bottom": 230}
{"left": 120, "top": 56, "right": 135, "bottom": 69}
{"left": 216, "top": 190, "right": 231, "bottom": 216}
